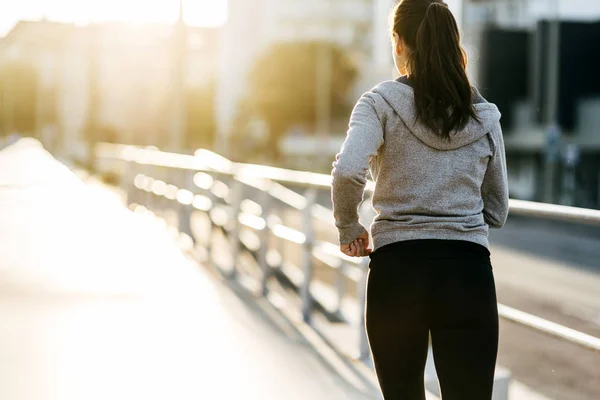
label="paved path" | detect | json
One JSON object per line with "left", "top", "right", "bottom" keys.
{"left": 0, "top": 139, "right": 371, "bottom": 400}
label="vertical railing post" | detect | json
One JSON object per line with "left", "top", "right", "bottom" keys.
{"left": 358, "top": 257, "right": 371, "bottom": 362}
{"left": 156, "top": 167, "right": 168, "bottom": 217}
{"left": 228, "top": 178, "right": 244, "bottom": 280}
{"left": 126, "top": 162, "right": 138, "bottom": 207}
{"left": 178, "top": 170, "right": 194, "bottom": 242}
{"left": 121, "top": 159, "right": 133, "bottom": 206}
{"left": 276, "top": 204, "right": 285, "bottom": 271}
{"left": 202, "top": 173, "right": 215, "bottom": 262}
{"left": 333, "top": 263, "right": 347, "bottom": 319}
{"left": 357, "top": 197, "right": 375, "bottom": 362}
{"left": 138, "top": 164, "right": 147, "bottom": 210}
{"left": 140, "top": 164, "right": 154, "bottom": 212}
{"left": 191, "top": 170, "right": 216, "bottom": 262}
{"left": 258, "top": 186, "right": 272, "bottom": 297}
{"left": 301, "top": 187, "right": 316, "bottom": 324}
{"left": 149, "top": 166, "right": 158, "bottom": 213}
{"left": 151, "top": 165, "right": 163, "bottom": 214}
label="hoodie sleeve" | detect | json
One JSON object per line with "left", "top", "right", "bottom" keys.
{"left": 331, "top": 92, "right": 384, "bottom": 244}
{"left": 482, "top": 127, "right": 509, "bottom": 228}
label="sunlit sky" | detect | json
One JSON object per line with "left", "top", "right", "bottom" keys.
{"left": 0, "top": 0, "right": 228, "bottom": 37}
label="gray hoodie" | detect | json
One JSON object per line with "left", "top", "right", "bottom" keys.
{"left": 331, "top": 80, "right": 509, "bottom": 251}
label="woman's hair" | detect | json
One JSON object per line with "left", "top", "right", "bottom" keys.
{"left": 391, "top": 0, "right": 478, "bottom": 139}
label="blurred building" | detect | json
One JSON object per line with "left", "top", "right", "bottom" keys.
{"left": 215, "top": 0, "right": 466, "bottom": 164}
{"left": 464, "top": 0, "right": 600, "bottom": 208}
{"left": 0, "top": 20, "right": 219, "bottom": 158}
{"left": 215, "top": 0, "right": 379, "bottom": 155}
{"left": 0, "top": 21, "right": 75, "bottom": 150}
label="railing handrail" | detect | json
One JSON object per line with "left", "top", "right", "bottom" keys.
{"left": 94, "top": 140, "right": 600, "bottom": 400}
{"left": 96, "top": 143, "right": 600, "bottom": 354}
{"left": 97, "top": 142, "right": 600, "bottom": 226}
{"left": 498, "top": 304, "right": 600, "bottom": 352}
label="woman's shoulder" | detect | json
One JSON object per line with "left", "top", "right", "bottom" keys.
{"left": 360, "top": 80, "right": 415, "bottom": 123}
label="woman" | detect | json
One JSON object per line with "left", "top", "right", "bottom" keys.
{"left": 331, "top": 1, "right": 508, "bottom": 399}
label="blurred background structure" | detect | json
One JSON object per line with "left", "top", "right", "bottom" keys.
{"left": 1, "top": 0, "right": 600, "bottom": 207}
{"left": 1, "top": 2, "right": 600, "bottom": 400}
{"left": 0, "top": 1, "right": 220, "bottom": 157}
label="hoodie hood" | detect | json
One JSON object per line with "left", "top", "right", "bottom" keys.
{"left": 372, "top": 80, "right": 502, "bottom": 151}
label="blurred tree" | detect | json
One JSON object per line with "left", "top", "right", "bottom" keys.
{"left": 237, "top": 41, "right": 358, "bottom": 161}
{"left": 186, "top": 82, "right": 216, "bottom": 150}
{"left": 0, "top": 62, "right": 39, "bottom": 135}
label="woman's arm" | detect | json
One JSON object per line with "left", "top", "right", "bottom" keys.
{"left": 482, "top": 127, "right": 509, "bottom": 228}
{"left": 331, "top": 93, "right": 384, "bottom": 244}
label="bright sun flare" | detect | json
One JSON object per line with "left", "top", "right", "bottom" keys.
{"left": 1, "top": 0, "right": 227, "bottom": 36}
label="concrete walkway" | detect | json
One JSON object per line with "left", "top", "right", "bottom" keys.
{"left": 0, "top": 139, "right": 371, "bottom": 400}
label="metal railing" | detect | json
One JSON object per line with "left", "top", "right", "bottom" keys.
{"left": 95, "top": 143, "right": 600, "bottom": 363}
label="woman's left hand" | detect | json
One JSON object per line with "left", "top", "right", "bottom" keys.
{"left": 340, "top": 229, "right": 372, "bottom": 257}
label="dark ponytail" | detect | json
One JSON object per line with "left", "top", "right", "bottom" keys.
{"left": 392, "top": 0, "right": 478, "bottom": 139}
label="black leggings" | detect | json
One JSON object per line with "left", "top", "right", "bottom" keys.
{"left": 366, "top": 240, "right": 499, "bottom": 400}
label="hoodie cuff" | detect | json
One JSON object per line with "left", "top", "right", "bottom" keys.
{"left": 338, "top": 222, "right": 366, "bottom": 245}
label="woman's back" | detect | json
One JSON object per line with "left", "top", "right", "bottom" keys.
{"left": 331, "top": 78, "right": 508, "bottom": 251}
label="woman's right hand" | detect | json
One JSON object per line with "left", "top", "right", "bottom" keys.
{"left": 340, "top": 229, "right": 372, "bottom": 257}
